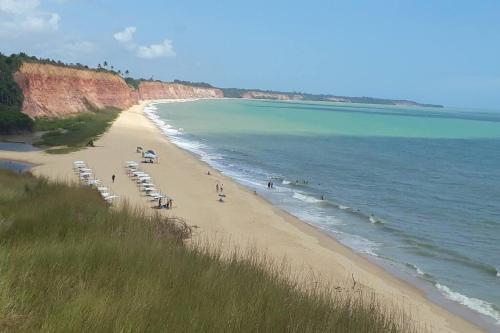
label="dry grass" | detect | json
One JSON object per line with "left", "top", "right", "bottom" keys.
{"left": 0, "top": 170, "right": 417, "bottom": 332}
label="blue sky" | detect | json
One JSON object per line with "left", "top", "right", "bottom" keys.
{"left": 1, "top": 0, "right": 500, "bottom": 109}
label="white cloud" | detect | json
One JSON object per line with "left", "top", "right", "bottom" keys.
{"left": 114, "top": 26, "right": 175, "bottom": 59}
{"left": 113, "top": 26, "right": 136, "bottom": 43}
{"left": 0, "top": 0, "right": 39, "bottom": 14}
{"left": 136, "top": 39, "right": 175, "bottom": 59}
{"left": 0, "top": 0, "right": 60, "bottom": 37}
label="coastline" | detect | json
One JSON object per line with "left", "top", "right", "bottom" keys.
{"left": 0, "top": 101, "right": 487, "bottom": 332}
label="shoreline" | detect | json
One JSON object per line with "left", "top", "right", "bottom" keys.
{"left": 0, "top": 101, "right": 489, "bottom": 332}
{"left": 143, "top": 99, "right": 498, "bottom": 332}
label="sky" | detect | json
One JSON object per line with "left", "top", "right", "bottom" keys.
{"left": 1, "top": 0, "right": 500, "bottom": 109}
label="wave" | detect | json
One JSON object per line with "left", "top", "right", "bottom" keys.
{"left": 405, "top": 239, "right": 500, "bottom": 278}
{"left": 404, "top": 263, "right": 434, "bottom": 281}
{"left": 369, "top": 215, "right": 385, "bottom": 224}
{"left": 436, "top": 284, "right": 500, "bottom": 324}
{"left": 336, "top": 232, "right": 380, "bottom": 257}
{"left": 293, "top": 192, "right": 323, "bottom": 203}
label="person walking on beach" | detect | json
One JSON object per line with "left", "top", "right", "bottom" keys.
{"left": 112, "top": 174, "right": 115, "bottom": 183}
{"left": 216, "top": 184, "right": 219, "bottom": 192}
{"left": 267, "top": 181, "right": 271, "bottom": 189}
{"left": 220, "top": 184, "right": 224, "bottom": 192}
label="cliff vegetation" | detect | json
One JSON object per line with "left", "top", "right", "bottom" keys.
{"left": 34, "top": 107, "right": 120, "bottom": 154}
{"left": 0, "top": 53, "right": 33, "bottom": 133}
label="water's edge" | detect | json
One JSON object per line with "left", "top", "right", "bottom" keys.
{"left": 143, "top": 100, "right": 498, "bottom": 332}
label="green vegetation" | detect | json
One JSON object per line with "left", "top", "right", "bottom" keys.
{"left": 0, "top": 107, "right": 34, "bottom": 134}
{"left": 173, "top": 79, "right": 214, "bottom": 88}
{"left": 34, "top": 108, "right": 121, "bottom": 153}
{"left": 0, "top": 53, "right": 33, "bottom": 134}
{"left": 124, "top": 76, "right": 141, "bottom": 89}
{"left": 0, "top": 170, "right": 415, "bottom": 332}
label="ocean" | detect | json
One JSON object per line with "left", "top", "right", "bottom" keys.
{"left": 144, "top": 99, "right": 500, "bottom": 328}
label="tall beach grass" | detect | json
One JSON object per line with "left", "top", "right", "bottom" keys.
{"left": 0, "top": 170, "right": 417, "bottom": 332}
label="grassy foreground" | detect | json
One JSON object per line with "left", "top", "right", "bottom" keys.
{"left": 34, "top": 108, "right": 120, "bottom": 154}
{"left": 0, "top": 170, "right": 415, "bottom": 332}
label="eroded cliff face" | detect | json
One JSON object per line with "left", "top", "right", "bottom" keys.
{"left": 14, "top": 63, "right": 137, "bottom": 118}
{"left": 137, "top": 81, "right": 223, "bottom": 100}
{"left": 14, "top": 63, "right": 224, "bottom": 118}
{"left": 241, "top": 91, "right": 303, "bottom": 101}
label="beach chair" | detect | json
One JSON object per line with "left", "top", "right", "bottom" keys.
{"left": 86, "top": 179, "right": 101, "bottom": 186}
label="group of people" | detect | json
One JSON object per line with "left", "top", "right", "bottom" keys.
{"left": 267, "top": 181, "right": 274, "bottom": 189}
{"left": 158, "top": 197, "right": 173, "bottom": 209}
{"left": 216, "top": 183, "right": 224, "bottom": 193}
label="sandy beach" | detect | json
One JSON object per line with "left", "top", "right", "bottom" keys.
{"left": 0, "top": 101, "right": 485, "bottom": 333}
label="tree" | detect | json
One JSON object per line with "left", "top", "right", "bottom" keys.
{"left": 97, "top": 63, "right": 102, "bottom": 69}
{"left": 125, "top": 70, "right": 129, "bottom": 76}
{"left": 103, "top": 61, "right": 108, "bottom": 68}
{"left": 110, "top": 65, "right": 114, "bottom": 70}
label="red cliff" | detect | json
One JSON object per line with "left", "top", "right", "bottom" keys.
{"left": 14, "top": 63, "right": 136, "bottom": 118}
{"left": 137, "top": 81, "right": 223, "bottom": 100}
{"left": 13, "top": 63, "right": 224, "bottom": 118}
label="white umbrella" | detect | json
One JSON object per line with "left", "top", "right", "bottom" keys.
{"left": 87, "top": 179, "right": 101, "bottom": 186}
{"left": 104, "top": 195, "right": 119, "bottom": 201}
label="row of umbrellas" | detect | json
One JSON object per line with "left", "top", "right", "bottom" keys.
{"left": 125, "top": 161, "right": 172, "bottom": 205}
{"left": 73, "top": 161, "right": 119, "bottom": 203}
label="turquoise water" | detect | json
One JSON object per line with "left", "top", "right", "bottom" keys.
{"left": 145, "top": 99, "right": 500, "bottom": 329}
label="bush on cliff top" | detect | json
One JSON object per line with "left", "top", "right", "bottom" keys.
{"left": 0, "top": 170, "right": 416, "bottom": 333}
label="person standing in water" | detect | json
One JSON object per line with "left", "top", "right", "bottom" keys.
{"left": 112, "top": 174, "right": 115, "bottom": 183}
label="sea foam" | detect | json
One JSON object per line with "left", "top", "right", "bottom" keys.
{"left": 436, "top": 284, "right": 500, "bottom": 325}
{"left": 293, "top": 192, "right": 322, "bottom": 203}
